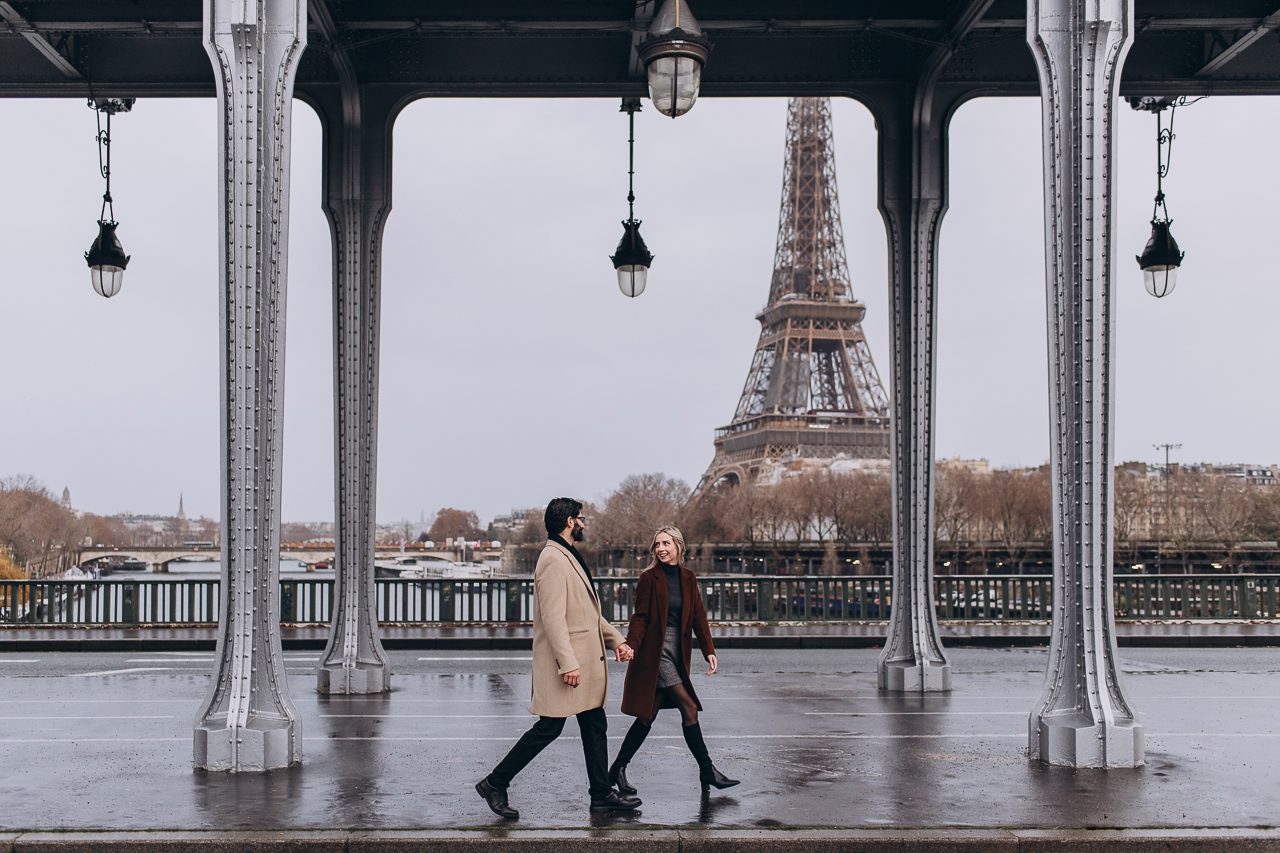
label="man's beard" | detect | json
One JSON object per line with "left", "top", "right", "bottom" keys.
{"left": 571, "top": 525, "right": 585, "bottom": 542}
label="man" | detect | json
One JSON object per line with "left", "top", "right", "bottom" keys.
{"left": 475, "top": 497, "right": 640, "bottom": 818}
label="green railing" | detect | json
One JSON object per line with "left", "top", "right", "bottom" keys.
{"left": 2, "top": 575, "right": 1279, "bottom": 627}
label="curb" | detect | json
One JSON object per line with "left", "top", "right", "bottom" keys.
{"left": 5, "top": 828, "right": 1280, "bottom": 852}
{"left": 3, "top": 634, "right": 1280, "bottom": 652}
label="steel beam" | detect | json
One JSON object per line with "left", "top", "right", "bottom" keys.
{"left": 0, "top": 1, "right": 81, "bottom": 78}
{"left": 193, "top": 0, "right": 307, "bottom": 773}
{"left": 309, "top": 0, "right": 393, "bottom": 696}
{"left": 1195, "top": 10, "right": 1280, "bottom": 77}
{"left": 874, "top": 0, "right": 992, "bottom": 694}
{"left": 1025, "top": 0, "right": 1143, "bottom": 768}
{"left": 627, "top": 2, "right": 656, "bottom": 78}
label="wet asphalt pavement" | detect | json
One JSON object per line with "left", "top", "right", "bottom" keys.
{"left": 0, "top": 647, "right": 1278, "bottom": 833}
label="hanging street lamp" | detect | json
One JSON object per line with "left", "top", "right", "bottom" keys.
{"left": 85, "top": 98, "right": 134, "bottom": 298}
{"left": 637, "top": 0, "right": 712, "bottom": 118}
{"left": 1137, "top": 220, "right": 1184, "bottom": 299}
{"left": 610, "top": 98, "right": 654, "bottom": 298}
{"left": 1129, "top": 96, "right": 1190, "bottom": 299}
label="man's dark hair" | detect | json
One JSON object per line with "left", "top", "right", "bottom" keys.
{"left": 544, "top": 497, "right": 583, "bottom": 537}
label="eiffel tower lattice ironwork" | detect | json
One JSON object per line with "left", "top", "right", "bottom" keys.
{"left": 695, "top": 97, "right": 889, "bottom": 496}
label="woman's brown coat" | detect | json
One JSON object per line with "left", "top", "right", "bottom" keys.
{"left": 619, "top": 563, "right": 716, "bottom": 719}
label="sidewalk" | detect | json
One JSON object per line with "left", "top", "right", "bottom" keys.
{"left": 2, "top": 620, "right": 1280, "bottom": 651}
{"left": 1, "top": 647, "right": 1279, "bottom": 850}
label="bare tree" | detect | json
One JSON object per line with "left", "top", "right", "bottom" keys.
{"left": 1197, "top": 475, "right": 1255, "bottom": 570}
{"left": 983, "top": 467, "right": 1050, "bottom": 572}
{"left": 712, "top": 482, "right": 765, "bottom": 550}
{"left": 1165, "top": 470, "right": 1207, "bottom": 572}
{"left": 1113, "top": 469, "right": 1151, "bottom": 568}
{"left": 1250, "top": 483, "right": 1280, "bottom": 542}
{"left": 0, "top": 475, "right": 79, "bottom": 576}
{"left": 595, "top": 473, "right": 690, "bottom": 551}
{"left": 822, "top": 471, "right": 890, "bottom": 544}
{"left": 934, "top": 464, "right": 978, "bottom": 571}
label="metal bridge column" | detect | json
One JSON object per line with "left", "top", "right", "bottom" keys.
{"left": 871, "top": 81, "right": 962, "bottom": 693}
{"left": 308, "top": 47, "right": 397, "bottom": 695}
{"left": 194, "top": 0, "right": 306, "bottom": 771}
{"left": 1026, "top": 0, "right": 1143, "bottom": 768}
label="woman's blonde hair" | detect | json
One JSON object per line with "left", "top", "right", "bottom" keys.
{"left": 642, "top": 525, "right": 687, "bottom": 572}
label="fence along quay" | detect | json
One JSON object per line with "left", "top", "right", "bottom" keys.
{"left": 2, "top": 574, "right": 1278, "bottom": 626}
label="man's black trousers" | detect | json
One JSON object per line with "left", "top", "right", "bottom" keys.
{"left": 488, "top": 707, "right": 611, "bottom": 799}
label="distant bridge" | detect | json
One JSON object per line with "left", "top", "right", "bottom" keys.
{"left": 75, "top": 545, "right": 485, "bottom": 573}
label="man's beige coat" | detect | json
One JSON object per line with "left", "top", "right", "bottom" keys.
{"left": 529, "top": 539, "right": 625, "bottom": 717}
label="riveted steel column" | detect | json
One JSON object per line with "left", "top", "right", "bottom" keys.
{"left": 873, "top": 81, "right": 960, "bottom": 693}
{"left": 194, "top": 0, "right": 306, "bottom": 772}
{"left": 312, "top": 75, "right": 396, "bottom": 695}
{"left": 1026, "top": 0, "right": 1143, "bottom": 768}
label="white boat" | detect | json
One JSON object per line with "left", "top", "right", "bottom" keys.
{"left": 375, "top": 555, "right": 499, "bottom": 580}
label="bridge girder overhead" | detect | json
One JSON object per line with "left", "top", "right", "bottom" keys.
{"left": 1, "top": 2, "right": 1280, "bottom": 98}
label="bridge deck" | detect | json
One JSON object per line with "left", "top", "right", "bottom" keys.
{"left": 0, "top": 647, "right": 1277, "bottom": 850}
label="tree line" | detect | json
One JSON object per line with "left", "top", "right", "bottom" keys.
{"left": 563, "top": 465, "right": 1280, "bottom": 573}
{"left": 6, "top": 464, "right": 1280, "bottom": 579}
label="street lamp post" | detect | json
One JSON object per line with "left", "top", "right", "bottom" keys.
{"left": 1130, "top": 96, "right": 1191, "bottom": 298}
{"left": 610, "top": 98, "right": 654, "bottom": 297}
{"left": 1154, "top": 442, "right": 1182, "bottom": 573}
{"left": 84, "top": 98, "right": 134, "bottom": 298}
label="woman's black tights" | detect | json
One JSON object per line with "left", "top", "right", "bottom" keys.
{"left": 613, "top": 685, "right": 710, "bottom": 778}
{"left": 659, "top": 682, "right": 699, "bottom": 727}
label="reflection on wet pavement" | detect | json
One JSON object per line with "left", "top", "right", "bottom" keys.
{"left": 0, "top": 648, "right": 1277, "bottom": 830}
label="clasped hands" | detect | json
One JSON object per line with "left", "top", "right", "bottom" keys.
{"left": 614, "top": 642, "right": 635, "bottom": 663}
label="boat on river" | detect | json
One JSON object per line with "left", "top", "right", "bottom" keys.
{"left": 373, "top": 555, "right": 499, "bottom": 579}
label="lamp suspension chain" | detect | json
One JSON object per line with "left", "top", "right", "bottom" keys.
{"left": 95, "top": 103, "right": 114, "bottom": 224}
{"left": 1153, "top": 102, "right": 1177, "bottom": 223}
{"left": 626, "top": 98, "right": 638, "bottom": 220}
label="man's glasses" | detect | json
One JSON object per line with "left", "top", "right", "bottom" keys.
{"left": 572, "top": 515, "right": 590, "bottom": 523}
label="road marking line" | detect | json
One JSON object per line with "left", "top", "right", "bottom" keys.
{"left": 320, "top": 706, "right": 529, "bottom": 712}
{"left": 0, "top": 698, "right": 195, "bottom": 704}
{"left": 122, "top": 657, "right": 317, "bottom": 663}
{"left": 124, "top": 659, "right": 209, "bottom": 664}
{"left": 417, "top": 656, "right": 533, "bottom": 661}
{"left": 0, "top": 732, "right": 1269, "bottom": 746}
{"left": 67, "top": 667, "right": 175, "bottom": 677}
{"left": 806, "top": 711, "right": 1027, "bottom": 717}
{"left": 0, "top": 715, "right": 174, "bottom": 720}
{"left": 0, "top": 737, "right": 187, "bottom": 744}
{"left": 0, "top": 659, "right": 40, "bottom": 664}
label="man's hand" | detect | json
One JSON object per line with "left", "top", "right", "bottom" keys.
{"left": 706, "top": 654, "right": 718, "bottom": 676}
{"left": 615, "top": 642, "right": 634, "bottom": 662}
{"left": 562, "top": 668, "right": 581, "bottom": 688}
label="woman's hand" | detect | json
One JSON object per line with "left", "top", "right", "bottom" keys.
{"left": 706, "top": 654, "right": 718, "bottom": 675}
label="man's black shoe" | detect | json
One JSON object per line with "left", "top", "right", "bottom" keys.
{"left": 475, "top": 777, "right": 518, "bottom": 819}
{"left": 589, "top": 790, "right": 642, "bottom": 812}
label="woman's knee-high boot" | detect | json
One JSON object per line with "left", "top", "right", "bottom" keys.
{"left": 608, "top": 719, "right": 651, "bottom": 795}
{"left": 681, "top": 722, "right": 740, "bottom": 792}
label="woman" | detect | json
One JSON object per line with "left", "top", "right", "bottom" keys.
{"left": 608, "top": 525, "right": 739, "bottom": 796}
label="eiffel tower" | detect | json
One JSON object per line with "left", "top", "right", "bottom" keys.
{"left": 694, "top": 97, "right": 889, "bottom": 497}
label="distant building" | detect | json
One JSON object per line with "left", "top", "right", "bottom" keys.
{"left": 937, "top": 457, "right": 992, "bottom": 476}
{"left": 489, "top": 508, "right": 540, "bottom": 538}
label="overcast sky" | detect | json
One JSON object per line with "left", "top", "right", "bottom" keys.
{"left": 1, "top": 93, "right": 1276, "bottom": 525}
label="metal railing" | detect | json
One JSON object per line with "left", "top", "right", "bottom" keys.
{"left": 2, "top": 574, "right": 1279, "bottom": 627}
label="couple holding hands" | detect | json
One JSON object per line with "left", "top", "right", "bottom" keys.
{"left": 475, "top": 497, "right": 738, "bottom": 819}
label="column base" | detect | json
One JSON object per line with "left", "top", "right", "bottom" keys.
{"left": 1031, "top": 712, "right": 1144, "bottom": 768}
{"left": 193, "top": 715, "right": 300, "bottom": 772}
{"left": 317, "top": 661, "right": 390, "bottom": 695}
{"left": 878, "top": 660, "right": 952, "bottom": 692}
